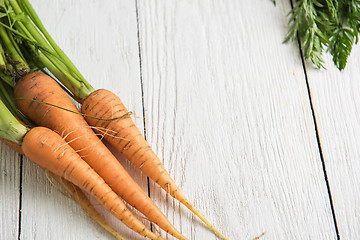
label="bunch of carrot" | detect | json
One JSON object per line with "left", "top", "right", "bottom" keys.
{"left": 0, "top": 0, "right": 228, "bottom": 239}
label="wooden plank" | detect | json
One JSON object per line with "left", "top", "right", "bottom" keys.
{"left": 17, "top": 1, "right": 147, "bottom": 239}
{"left": 304, "top": 44, "right": 360, "bottom": 239}
{"left": 0, "top": 143, "right": 21, "bottom": 239}
{"left": 137, "top": 0, "right": 337, "bottom": 239}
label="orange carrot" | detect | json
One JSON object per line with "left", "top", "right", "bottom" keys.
{"left": 82, "top": 89, "right": 228, "bottom": 240}
{"left": 0, "top": 132, "right": 126, "bottom": 240}
{"left": 21, "top": 126, "right": 163, "bottom": 240}
{"left": 14, "top": 72, "right": 187, "bottom": 240}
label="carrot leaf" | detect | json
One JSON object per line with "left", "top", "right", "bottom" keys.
{"left": 282, "top": 0, "right": 360, "bottom": 70}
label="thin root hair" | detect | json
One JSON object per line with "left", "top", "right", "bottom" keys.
{"left": 94, "top": 127, "right": 130, "bottom": 141}
{"left": 45, "top": 171, "right": 73, "bottom": 200}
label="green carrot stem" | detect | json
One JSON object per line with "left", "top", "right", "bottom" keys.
{"left": 0, "top": 99, "right": 28, "bottom": 144}
{"left": 0, "top": 42, "right": 7, "bottom": 70}
{"left": 36, "top": 50, "right": 92, "bottom": 102}
{"left": 1, "top": 19, "right": 93, "bottom": 101}
{"left": 0, "top": 21, "right": 87, "bottom": 102}
{"left": 0, "top": 42, "right": 15, "bottom": 85}
{"left": 9, "top": 0, "right": 94, "bottom": 101}
{"left": 0, "top": 24, "right": 29, "bottom": 73}
{"left": 0, "top": 80, "right": 17, "bottom": 114}
{"left": 2, "top": 0, "right": 94, "bottom": 100}
{"left": 20, "top": 0, "right": 90, "bottom": 86}
{"left": 0, "top": 71, "right": 15, "bottom": 87}
{"left": 7, "top": 27, "right": 26, "bottom": 61}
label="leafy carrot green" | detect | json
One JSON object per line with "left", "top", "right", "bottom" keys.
{"left": 283, "top": 0, "right": 360, "bottom": 70}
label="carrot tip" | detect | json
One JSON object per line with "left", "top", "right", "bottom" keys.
{"left": 179, "top": 197, "right": 228, "bottom": 240}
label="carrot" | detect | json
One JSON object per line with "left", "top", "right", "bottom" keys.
{"left": 0, "top": 136, "right": 125, "bottom": 240}
{"left": 14, "top": 72, "right": 187, "bottom": 240}
{"left": 21, "top": 126, "right": 163, "bottom": 240}
{"left": 82, "top": 89, "right": 228, "bottom": 240}
{"left": 82, "top": 89, "right": 186, "bottom": 202}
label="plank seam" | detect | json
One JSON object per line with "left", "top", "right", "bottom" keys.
{"left": 17, "top": 155, "right": 23, "bottom": 240}
{"left": 289, "top": 0, "right": 340, "bottom": 238}
{"left": 135, "top": 0, "right": 153, "bottom": 232}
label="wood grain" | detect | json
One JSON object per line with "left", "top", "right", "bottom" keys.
{"left": 305, "top": 44, "right": 360, "bottom": 239}
{"left": 0, "top": 143, "right": 21, "bottom": 240}
{"left": 137, "top": 0, "right": 336, "bottom": 239}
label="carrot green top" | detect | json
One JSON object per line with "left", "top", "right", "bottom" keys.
{"left": 0, "top": 0, "right": 95, "bottom": 102}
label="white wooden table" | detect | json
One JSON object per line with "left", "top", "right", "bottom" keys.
{"left": 1, "top": 0, "right": 359, "bottom": 239}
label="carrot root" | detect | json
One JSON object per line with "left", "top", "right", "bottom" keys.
{"left": 82, "top": 89, "right": 227, "bottom": 239}
{"left": 180, "top": 197, "right": 228, "bottom": 240}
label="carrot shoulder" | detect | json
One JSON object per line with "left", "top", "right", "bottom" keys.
{"left": 21, "top": 126, "right": 162, "bottom": 240}
{"left": 14, "top": 72, "right": 186, "bottom": 240}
